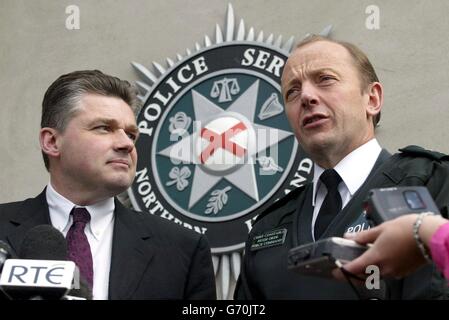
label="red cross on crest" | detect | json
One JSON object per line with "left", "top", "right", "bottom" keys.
{"left": 200, "top": 121, "right": 247, "bottom": 164}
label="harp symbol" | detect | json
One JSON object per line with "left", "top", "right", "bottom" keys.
{"left": 258, "top": 93, "right": 283, "bottom": 120}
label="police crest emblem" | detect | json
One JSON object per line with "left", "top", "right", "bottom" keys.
{"left": 128, "top": 4, "right": 329, "bottom": 297}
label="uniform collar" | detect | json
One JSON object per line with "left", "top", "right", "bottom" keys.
{"left": 312, "top": 139, "right": 382, "bottom": 205}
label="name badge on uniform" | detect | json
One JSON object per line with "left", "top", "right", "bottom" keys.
{"left": 250, "top": 228, "right": 287, "bottom": 251}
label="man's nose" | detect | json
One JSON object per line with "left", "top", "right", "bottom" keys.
{"left": 300, "top": 82, "right": 319, "bottom": 108}
{"left": 115, "top": 129, "right": 134, "bottom": 153}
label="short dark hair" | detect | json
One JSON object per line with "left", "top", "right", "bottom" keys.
{"left": 41, "top": 70, "right": 139, "bottom": 170}
{"left": 294, "top": 35, "right": 381, "bottom": 127}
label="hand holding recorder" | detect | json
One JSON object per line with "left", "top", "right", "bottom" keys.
{"left": 288, "top": 186, "right": 447, "bottom": 280}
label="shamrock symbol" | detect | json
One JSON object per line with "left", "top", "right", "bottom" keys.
{"left": 166, "top": 166, "right": 191, "bottom": 191}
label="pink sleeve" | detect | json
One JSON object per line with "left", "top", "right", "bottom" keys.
{"left": 429, "top": 222, "right": 449, "bottom": 280}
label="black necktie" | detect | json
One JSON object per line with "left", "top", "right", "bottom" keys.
{"left": 314, "top": 169, "right": 342, "bottom": 239}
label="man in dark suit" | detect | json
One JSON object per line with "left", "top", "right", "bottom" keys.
{"left": 0, "top": 70, "right": 216, "bottom": 300}
{"left": 234, "top": 35, "right": 449, "bottom": 299}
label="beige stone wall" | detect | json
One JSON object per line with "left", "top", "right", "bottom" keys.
{"left": 2, "top": 0, "right": 449, "bottom": 202}
{"left": 3, "top": 0, "right": 449, "bottom": 203}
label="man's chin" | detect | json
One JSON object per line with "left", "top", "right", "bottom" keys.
{"left": 300, "top": 135, "right": 335, "bottom": 154}
{"left": 105, "top": 178, "right": 133, "bottom": 195}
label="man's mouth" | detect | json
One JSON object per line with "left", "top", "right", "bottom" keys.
{"left": 302, "top": 114, "right": 328, "bottom": 127}
{"left": 108, "top": 159, "right": 130, "bottom": 167}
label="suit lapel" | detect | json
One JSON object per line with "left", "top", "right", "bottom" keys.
{"left": 7, "top": 190, "right": 51, "bottom": 255}
{"left": 108, "top": 200, "right": 154, "bottom": 300}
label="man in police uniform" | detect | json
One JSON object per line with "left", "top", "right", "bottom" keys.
{"left": 234, "top": 35, "right": 449, "bottom": 299}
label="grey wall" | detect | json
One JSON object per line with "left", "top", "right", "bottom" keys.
{"left": 2, "top": 0, "right": 449, "bottom": 203}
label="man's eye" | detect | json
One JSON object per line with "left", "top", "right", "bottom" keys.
{"left": 285, "top": 88, "right": 301, "bottom": 100}
{"left": 127, "top": 132, "right": 137, "bottom": 141}
{"left": 319, "top": 75, "right": 335, "bottom": 82}
{"left": 95, "top": 125, "right": 110, "bottom": 132}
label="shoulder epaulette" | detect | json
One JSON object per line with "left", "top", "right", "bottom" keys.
{"left": 398, "top": 145, "right": 449, "bottom": 161}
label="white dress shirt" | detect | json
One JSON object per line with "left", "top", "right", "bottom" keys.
{"left": 311, "top": 139, "right": 382, "bottom": 240}
{"left": 46, "top": 183, "right": 114, "bottom": 300}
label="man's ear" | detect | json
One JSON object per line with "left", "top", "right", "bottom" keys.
{"left": 366, "top": 82, "right": 383, "bottom": 118}
{"left": 40, "top": 127, "right": 60, "bottom": 158}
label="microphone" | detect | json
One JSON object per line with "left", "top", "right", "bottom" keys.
{"left": 19, "top": 225, "right": 68, "bottom": 260}
{"left": 20, "top": 225, "right": 92, "bottom": 300}
{"left": 65, "top": 270, "right": 93, "bottom": 300}
{"left": 0, "top": 225, "right": 92, "bottom": 300}
{"left": 0, "top": 241, "right": 13, "bottom": 273}
{"left": 0, "top": 241, "right": 14, "bottom": 300}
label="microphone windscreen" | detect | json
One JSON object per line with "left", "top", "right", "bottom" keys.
{"left": 19, "top": 225, "right": 68, "bottom": 260}
{"left": 0, "top": 240, "right": 12, "bottom": 300}
{"left": 0, "top": 241, "right": 13, "bottom": 268}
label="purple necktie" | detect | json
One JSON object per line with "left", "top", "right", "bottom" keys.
{"left": 67, "top": 207, "right": 93, "bottom": 289}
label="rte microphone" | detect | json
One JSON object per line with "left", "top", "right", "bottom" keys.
{"left": 19, "top": 225, "right": 93, "bottom": 300}
{"left": 0, "top": 225, "right": 91, "bottom": 300}
{"left": 20, "top": 225, "right": 93, "bottom": 300}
